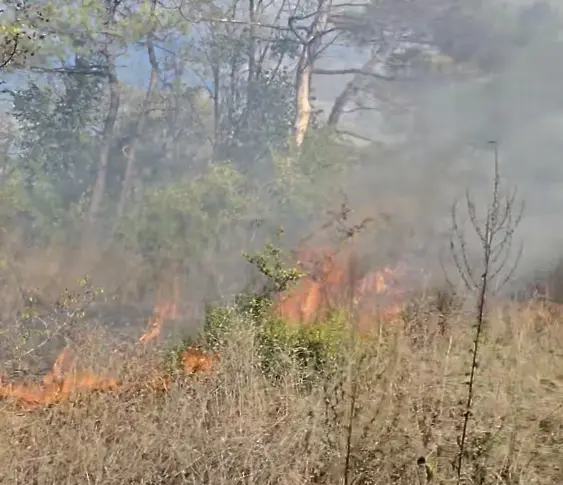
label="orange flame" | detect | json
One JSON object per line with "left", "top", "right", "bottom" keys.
{"left": 139, "top": 279, "right": 180, "bottom": 344}
{"left": 1, "top": 254, "right": 403, "bottom": 410}
{"left": 0, "top": 277, "right": 223, "bottom": 410}
{"left": 275, "top": 247, "right": 406, "bottom": 328}
{"left": 355, "top": 265, "right": 405, "bottom": 320}
{"left": 181, "top": 345, "right": 220, "bottom": 375}
{"left": 139, "top": 299, "right": 178, "bottom": 344}
{"left": 0, "top": 347, "right": 118, "bottom": 409}
{"left": 275, "top": 247, "right": 345, "bottom": 323}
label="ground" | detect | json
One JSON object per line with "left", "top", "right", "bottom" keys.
{"left": 1, "top": 295, "right": 562, "bottom": 485}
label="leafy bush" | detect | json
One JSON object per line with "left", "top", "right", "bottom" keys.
{"left": 1, "top": 276, "right": 106, "bottom": 376}
{"left": 117, "top": 163, "right": 251, "bottom": 262}
{"left": 198, "top": 240, "right": 349, "bottom": 382}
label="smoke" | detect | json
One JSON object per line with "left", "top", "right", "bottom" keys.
{"left": 2, "top": 0, "right": 563, "bottom": 322}
{"left": 318, "top": 0, "right": 563, "bottom": 289}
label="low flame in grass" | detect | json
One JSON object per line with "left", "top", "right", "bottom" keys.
{"left": 0, "top": 340, "right": 220, "bottom": 410}
{"left": 3, "top": 248, "right": 405, "bottom": 410}
{"left": 139, "top": 279, "right": 180, "bottom": 344}
{"left": 375, "top": 267, "right": 393, "bottom": 293}
{"left": 275, "top": 247, "right": 406, "bottom": 328}
{"left": 355, "top": 265, "right": 405, "bottom": 322}
{"left": 181, "top": 345, "right": 220, "bottom": 375}
{"left": 275, "top": 247, "right": 343, "bottom": 323}
{"left": 0, "top": 347, "right": 119, "bottom": 409}
{"left": 139, "top": 299, "right": 178, "bottom": 344}
{"left": 1, "top": 249, "right": 404, "bottom": 410}
{"left": 0, "top": 278, "right": 221, "bottom": 410}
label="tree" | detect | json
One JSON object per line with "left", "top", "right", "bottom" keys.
{"left": 316, "top": 0, "right": 501, "bottom": 135}
{"left": 0, "top": 1, "right": 49, "bottom": 72}
{"left": 12, "top": 53, "right": 105, "bottom": 197}
{"left": 86, "top": 0, "right": 123, "bottom": 224}
{"left": 7, "top": 53, "right": 105, "bottom": 243}
{"left": 115, "top": 0, "right": 161, "bottom": 219}
{"left": 178, "top": 0, "right": 302, "bottom": 171}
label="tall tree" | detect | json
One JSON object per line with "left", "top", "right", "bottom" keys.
{"left": 11, "top": 53, "right": 105, "bottom": 207}
{"left": 115, "top": 0, "right": 161, "bottom": 219}
{"left": 179, "top": 0, "right": 301, "bottom": 171}
{"left": 87, "top": 0, "right": 122, "bottom": 223}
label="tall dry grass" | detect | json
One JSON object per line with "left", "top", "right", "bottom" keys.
{"left": 1, "top": 299, "right": 563, "bottom": 485}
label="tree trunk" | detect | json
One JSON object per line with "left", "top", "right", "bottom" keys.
{"left": 293, "top": 1, "right": 330, "bottom": 147}
{"left": 212, "top": 64, "right": 220, "bottom": 149}
{"left": 115, "top": 30, "right": 159, "bottom": 220}
{"left": 247, "top": 0, "right": 256, "bottom": 100}
{"left": 327, "top": 44, "right": 394, "bottom": 128}
{"left": 294, "top": 49, "right": 313, "bottom": 147}
{"left": 87, "top": 47, "right": 120, "bottom": 224}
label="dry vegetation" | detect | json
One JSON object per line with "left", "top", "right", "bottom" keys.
{"left": 0, "top": 1, "right": 562, "bottom": 483}
{"left": 3, "top": 156, "right": 561, "bottom": 485}
{"left": 2, "top": 168, "right": 562, "bottom": 484}
{"left": 2, "top": 297, "right": 563, "bottom": 485}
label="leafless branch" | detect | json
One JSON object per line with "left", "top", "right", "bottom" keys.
{"left": 0, "top": 34, "right": 20, "bottom": 68}
{"left": 312, "top": 67, "right": 393, "bottom": 79}
{"left": 334, "top": 129, "right": 376, "bottom": 143}
{"left": 448, "top": 141, "right": 524, "bottom": 484}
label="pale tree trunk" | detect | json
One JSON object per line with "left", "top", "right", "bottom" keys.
{"left": 294, "top": 48, "right": 313, "bottom": 147}
{"left": 293, "top": 0, "right": 330, "bottom": 147}
{"left": 212, "top": 64, "right": 220, "bottom": 150}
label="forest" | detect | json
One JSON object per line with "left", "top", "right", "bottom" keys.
{"left": 1, "top": 0, "right": 563, "bottom": 484}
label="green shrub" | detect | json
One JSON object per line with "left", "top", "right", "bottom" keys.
{"left": 198, "top": 240, "right": 351, "bottom": 383}
{"left": 256, "top": 315, "right": 348, "bottom": 380}
{"left": 202, "top": 303, "right": 239, "bottom": 352}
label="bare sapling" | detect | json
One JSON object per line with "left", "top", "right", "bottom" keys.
{"left": 447, "top": 141, "right": 524, "bottom": 484}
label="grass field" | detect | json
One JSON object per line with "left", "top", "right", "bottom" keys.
{"left": 1, "top": 293, "right": 562, "bottom": 485}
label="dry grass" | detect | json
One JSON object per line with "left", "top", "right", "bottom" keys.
{"left": 0, "top": 300, "right": 562, "bottom": 485}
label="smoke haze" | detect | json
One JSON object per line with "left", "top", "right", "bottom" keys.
{"left": 0, "top": 0, "right": 562, "bottom": 320}
{"left": 319, "top": 0, "right": 563, "bottom": 290}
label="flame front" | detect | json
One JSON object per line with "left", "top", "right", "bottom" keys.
{"left": 275, "top": 248, "right": 406, "bottom": 328}
{"left": 181, "top": 346, "right": 220, "bottom": 375}
{"left": 1, "top": 252, "right": 402, "bottom": 410}
{"left": 0, "top": 347, "right": 118, "bottom": 409}
{"left": 139, "top": 278, "right": 180, "bottom": 344}
{"left": 139, "top": 299, "right": 178, "bottom": 344}
{"left": 0, "top": 277, "right": 221, "bottom": 411}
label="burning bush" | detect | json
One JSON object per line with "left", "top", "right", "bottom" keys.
{"left": 274, "top": 245, "right": 408, "bottom": 330}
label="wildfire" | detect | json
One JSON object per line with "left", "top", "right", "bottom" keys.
{"left": 275, "top": 247, "right": 406, "bottom": 328}
{"left": 139, "top": 278, "right": 180, "bottom": 344}
{"left": 0, "top": 278, "right": 221, "bottom": 411}
{"left": 0, "top": 347, "right": 119, "bottom": 409}
{"left": 139, "top": 299, "right": 178, "bottom": 344}
{"left": 375, "top": 267, "right": 394, "bottom": 293}
{"left": 181, "top": 345, "right": 220, "bottom": 375}
{"left": 0, "top": 247, "right": 403, "bottom": 410}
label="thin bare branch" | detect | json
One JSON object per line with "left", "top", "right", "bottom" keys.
{"left": 312, "top": 67, "right": 393, "bottom": 79}
{"left": 450, "top": 141, "right": 523, "bottom": 484}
